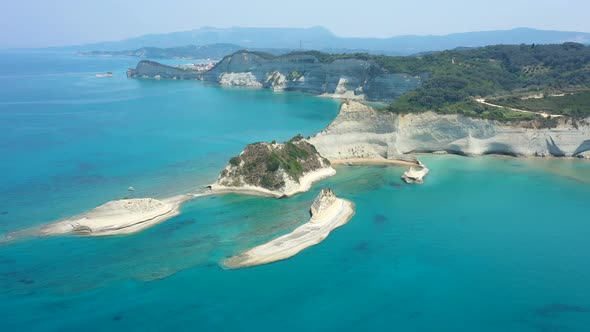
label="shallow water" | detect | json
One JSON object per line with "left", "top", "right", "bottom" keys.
{"left": 1, "top": 53, "right": 590, "bottom": 332}
{"left": 0, "top": 52, "right": 339, "bottom": 232}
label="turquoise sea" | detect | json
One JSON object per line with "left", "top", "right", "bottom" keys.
{"left": 1, "top": 52, "right": 590, "bottom": 331}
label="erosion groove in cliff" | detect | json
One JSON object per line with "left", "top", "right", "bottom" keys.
{"left": 309, "top": 101, "right": 590, "bottom": 159}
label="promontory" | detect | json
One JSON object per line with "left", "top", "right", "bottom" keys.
{"left": 210, "top": 135, "right": 335, "bottom": 198}
{"left": 223, "top": 188, "right": 355, "bottom": 268}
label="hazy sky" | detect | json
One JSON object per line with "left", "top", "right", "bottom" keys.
{"left": 1, "top": 0, "right": 589, "bottom": 48}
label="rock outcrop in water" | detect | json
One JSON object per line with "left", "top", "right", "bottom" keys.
{"left": 309, "top": 101, "right": 590, "bottom": 159}
{"left": 402, "top": 162, "right": 430, "bottom": 184}
{"left": 223, "top": 188, "right": 355, "bottom": 268}
{"left": 5, "top": 195, "right": 198, "bottom": 240}
{"left": 210, "top": 135, "right": 335, "bottom": 198}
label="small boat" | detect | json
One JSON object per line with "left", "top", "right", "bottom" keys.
{"left": 128, "top": 186, "right": 135, "bottom": 191}
{"left": 96, "top": 72, "right": 113, "bottom": 78}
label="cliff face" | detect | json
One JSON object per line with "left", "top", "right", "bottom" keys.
{"left": 309, "top": 101, "right": 590, "bottom": 159}
{"left": 310, "top": 188, "right": 337, "bottom": 217}
{"left": 211, "top": 135, "right": 335, "bottom": 197}
{"left": 127, "top": 60, "right": 202, "bottom": 80}
{"left": 202, "top": 52, "right": 422, "bottom": 102}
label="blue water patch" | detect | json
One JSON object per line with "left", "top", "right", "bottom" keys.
{"left": 1, "top": 53, "right": 590, "bottom": 331}
{"left": 0, "top": 52, "right": 339, "bottom": 232}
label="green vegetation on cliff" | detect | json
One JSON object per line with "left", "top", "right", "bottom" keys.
{"left": 385, "top": 43, "right": 590, "bottom": 120}
{"left": 255, "top": 44, "right": 590, "bottom": 119}
{"left": 224, "top": 44, "right": 590, "bottom": 120}
{"left": 488, "top": 91, "right": 590, "bottom": 119}
{"left": 218, "top": 135, "right": 330, "bottom": 191}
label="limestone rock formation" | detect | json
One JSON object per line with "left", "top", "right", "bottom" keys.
{"left": 310, "top": 188, "right": 337, "bottom": 216}
{"left": 223, "top": 188, "right": 355, "bottom": 269}
{"left": 401, "top": 162, "right": 430, "bottom": 184}
{"left": 211, "top": 135, "right": 335, "bottom": 197}
{"left": 202, "top": 51, "right": 422, "bottom": 102}
{"left": 219, "top": 72, "right": 263, "bottom": 87}
{"left": 309, "top": 101, "right": 590, "bottom": 159}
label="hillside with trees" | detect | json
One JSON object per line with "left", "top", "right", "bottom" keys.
{"left": 384, "top": 43, "right": 590, "bottom": 121}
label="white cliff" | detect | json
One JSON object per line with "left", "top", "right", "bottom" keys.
{"left": 309, "top": 101, "right": 590, "bottom": 159}
{"left": 219, "top": 72, "right": 263, "bottom": 87}
{"left": 320, "top": 77, "right": 366, "bottom": 100}
{"left": 266, "top": 71, "right": 287, "bottom": 91}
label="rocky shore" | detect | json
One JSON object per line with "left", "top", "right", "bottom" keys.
{"left": 211, "top": 135, "right": 336, "bottom": 198}
{"left": 223, "top": 189, "right": 355, "bottom": 268}
{"left": 309, "top": 101, "right": 590, "bottom": 159}
{"left": 128, "top": 51, "right": 422, "bottom": 102}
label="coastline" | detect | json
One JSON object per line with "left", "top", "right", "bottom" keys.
{"left": 210, "top": 167, "right": 337, "bottom": 198}
{"left": 4, "top": 193, "right": 211, "bottom": 241}
{"left": 331, "top": 158, "right": 419, "bottom": 167}
{"left": 309, "top": 100, "right": 590, "bottom": 159}
{"left": 223, "top": 192, "right": 355, "bottom": 269}
{"left": 7, "top": 82, "right": 589, "bottom": 243}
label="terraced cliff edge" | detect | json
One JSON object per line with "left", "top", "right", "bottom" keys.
{"left": 128, "top": 51, "right": 422, "bottom": 101}
{"left": 203, "top": 51, "right": 422, "bottom": 102}
{"left": 210, "top": 135, "right": 335, "bottom": 198}
{"left": 223, "top": 188, "right": 355, "bottom": 268}
{"left": 309, "top": 101, "right": 590, "bottom": 159}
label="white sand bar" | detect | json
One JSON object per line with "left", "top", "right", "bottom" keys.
{"left": 223, "top": 189, "right": 355, "bottom": 269}
{"left": 38, "top": 195, "right": 198, "bottom": 236}
{"left": 4, "top": 193, "right": 210, "bottom": 241}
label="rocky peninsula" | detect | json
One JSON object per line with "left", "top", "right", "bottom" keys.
{"left": 223, "top": 188, "right": 355, "bottom": 268}
{"left": 128, "top": 51, "right": 422, "bottom": 102}
{"left": 127, "top": 60, "right": 203, "bottom": 80}
{"left": 4, "top": 194, "right": 205, "bottom": 241}
{"left": 210, "top": 135, "right": 335, "bottom": 198}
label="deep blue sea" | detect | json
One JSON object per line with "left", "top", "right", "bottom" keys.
{"left": 1, "top": 52, "right": 589, "bottom": 332}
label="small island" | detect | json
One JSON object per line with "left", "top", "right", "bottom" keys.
{"left": 39, "top": 195, "right": 196, "bottom": 237}
{"left": 402, "top": 161, "right": 430, "bottom": 184}
{"left": 223, "top": 188, "right": 355, "bottom": 268}
{"left": 210, "top": 135, "right": 336, "bottom": 198}
{"left": 4, "top": 194, "right": 205, "bottom": 241}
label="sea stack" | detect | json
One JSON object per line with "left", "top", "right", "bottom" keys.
{"left": 401, "top": 161, "right": 430, "bottom": 184}
{"left": 210, "top": 135, "right": 336, "bottom": 198}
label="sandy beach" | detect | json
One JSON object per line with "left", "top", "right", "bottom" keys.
{"left": 223, "top": 189, "right": 355, "bottom": 268}
{"left": 210, "top": 167, "right": 336, "bottom": 198}
{"left": 331, "top": 158, "right": 419, "bottom": 167}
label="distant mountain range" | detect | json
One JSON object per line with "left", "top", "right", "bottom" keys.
{"left": 80, "top": 43, "right": 252, "bottom": 60}
{"left": 70, "top": 26, "right": 590, "bottom": 55}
